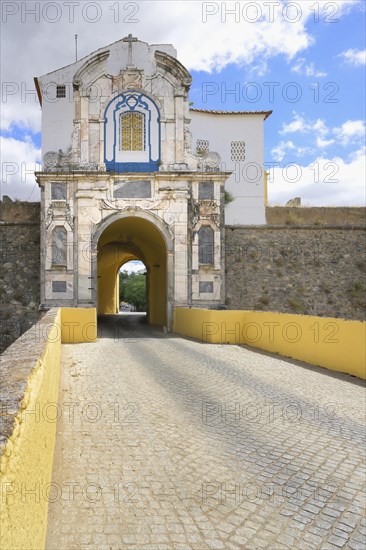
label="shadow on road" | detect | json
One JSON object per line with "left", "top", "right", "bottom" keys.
{"left": 97, "top": 313, "right": 174, "bottom": 340}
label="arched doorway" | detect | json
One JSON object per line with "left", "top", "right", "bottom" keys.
{"left": 91, "top": 211, "right": 173, "bottom": 329}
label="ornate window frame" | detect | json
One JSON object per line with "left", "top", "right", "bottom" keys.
{"left": 104, "top": 91, "right": 160, "bottom": 172}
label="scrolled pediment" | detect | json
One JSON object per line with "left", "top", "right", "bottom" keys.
{"left": 73, "top": 50, "right": 110, "bottom": 88}
{"left": 154, "top": 50, "right": 192, "bottom": 91}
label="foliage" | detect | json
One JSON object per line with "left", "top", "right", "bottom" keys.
{"left": 224, "top": 190, "right": 234, "bottom": 204}
{"left": 119, "top": 272, "right": 146, "bottom": 311}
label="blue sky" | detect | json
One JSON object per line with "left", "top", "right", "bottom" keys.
{"left": 188, "top": 3, "right": 365, "bottom": 204}
{"left": 1, "top": 0, "right": 365, "bottom": 204}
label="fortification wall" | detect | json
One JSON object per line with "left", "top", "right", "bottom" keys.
{"left": 225, "top": 207, "right": 366, "bottom": 321}
{"left": 0, "top": 202, "right": 365, "bottom": 355}
{"left": 0, "top": 201, "right": 41, "bottom": 353}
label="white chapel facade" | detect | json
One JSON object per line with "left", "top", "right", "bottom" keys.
{"left": 34, "top": 36, "right": 271, "bottom": 329}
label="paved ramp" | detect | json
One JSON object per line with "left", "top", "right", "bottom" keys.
{"left": 46, "top": 315, "right": 365, "bottom": 549}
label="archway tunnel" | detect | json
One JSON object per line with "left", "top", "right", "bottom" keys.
{"left": 96, "top": 216, "right": 168, "bottom": 327}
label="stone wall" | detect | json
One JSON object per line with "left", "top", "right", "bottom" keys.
{"left": 0, "top": 201, "right": 41, "bottom": 353}
{"left": 266, "top": 206, "right": 365, "bottom": 226}
{"left": 0, "top": 202, "right": 365, "bottom": 354}
{"left": 225, "top": 213, "right": 366, "bottom": 321}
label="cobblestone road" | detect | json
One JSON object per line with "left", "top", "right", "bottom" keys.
{"left": 46, "top": 314, "right": 366, "bottom": 550}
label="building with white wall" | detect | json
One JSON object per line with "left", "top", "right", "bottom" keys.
{"left": 34, "top": 36, "right": 271, "bottom": 328}
{"left": 189, "top": 109, "right": 271, "bottom": 225}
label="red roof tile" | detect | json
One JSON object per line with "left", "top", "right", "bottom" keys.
{"left": 189, "top": 108, "right": 272, "bottom": 120}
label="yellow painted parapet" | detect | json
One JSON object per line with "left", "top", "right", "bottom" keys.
{"left": 174, "top": 308, "right": 366, "bottom": 379}
{"left": 0, "top": 307, "right": 97, "bottom": 550}
{"left": 0, "top": 309, "right": 62, "bottom": 550}
{"left": 61, "top": 307, "right": 97, "bottom": 343}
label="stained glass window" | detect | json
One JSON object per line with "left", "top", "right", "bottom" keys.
{"left": 120, "top": 111, "right": 144, "bottom": 151}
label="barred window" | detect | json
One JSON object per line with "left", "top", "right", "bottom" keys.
{"left": 231, "top": 140, "right": 245, "bottom": 161}
{"left": 198, "top": 226, "right": 214, "bottom": 265}
{"left": 56, "top": 85, "right": 66, "bottom": 98}
{"left": 120, "top": 111, "right": 145, "bottom": 151}
{"left": 196, "top": 139, "right": 209, "bottom": 155}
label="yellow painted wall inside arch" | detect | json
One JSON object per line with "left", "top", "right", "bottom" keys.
{"left": 174, "top": 308, "right": 366, "bottom": 379}
{"left": 61, "top": 307, "right": 97, "bottom": 343}
{"left": 96, "top": 216, "right": 167, "bottom": 326}
{"left": 0, "top": 310, "right": 62, "bottom": 550}
{"left": 97, "top": 246, "right": 132, "bottom": 315}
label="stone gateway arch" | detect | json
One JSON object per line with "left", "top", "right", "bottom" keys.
{"left": 35, "top": 36, "right": 271, "bottom": 330}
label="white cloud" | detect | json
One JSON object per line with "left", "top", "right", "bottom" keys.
{"left": 1, "top": 0, "right": 362, "bottom": 206}
{"left": 338, "top": 48, "right": 366, "bottom": 66}
{"left": 280, "top": 114, "right": 330, "bottom": 138}
{"left": 0, "top": 136, "right": 41, "bottom": 200}
{"left": 292, "top": 58, "right": 327, "bottom": 77}
{"left": 313, "top": 119, "right": 329, "bottom": 138}
{"left": 269, "top": 148, "right": 366, "bottom": 206}
{"left": 278, "top": 115, "right": 364, "bottom": 151}
{"left": 279, "top": 114, "right": 334, "bottom": 149}
{"left": 280, "top": 113, "right": 307, "bottom": 134}
{"left": 272, "top": 141, "right": 296, "bottom": 162}
{"left": 120, "top": 261, "right": 146, "bottom": 274}
{"left": 1, "top": 89, "right": 41, "bottom": 133}
{"left": 316, "top": 137, "right": 335, "bottom": 148}
{"left": 3, "top": 0, "right": 357, "bottom": 132}
{"left": 334, "top": 120, "right": 365, "bottom": 145}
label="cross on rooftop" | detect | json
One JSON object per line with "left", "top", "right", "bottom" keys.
{"left": 123, "top": 34, "right": 138, "bottom": 68}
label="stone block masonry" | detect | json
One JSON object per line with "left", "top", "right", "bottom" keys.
{"left": 226, "top": 221, "right": 366, "bottom": 321}
{"left": 0, "top": 201, "right": 41, "bottom": 353}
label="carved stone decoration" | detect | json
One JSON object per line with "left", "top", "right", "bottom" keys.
{"left": 73, "top": 77, "right": 82, "bottom": 91}
{"left": 45, "top": 202, "right": 73, "bottom": 229}
{"left": 65, "top": 204, "right": 74, "bottom": 229}
{"left": 45, "top": 152, "right": 99, "bottom": 171}
{"left": 43, "top": 152, "right": 59, "bottom": 171}
{"left": 192, "top": 200, "right": 220, "bottom": 228}
{"left": 80, "top": 206, "right": 102, "bottom": 225}
{"left": 98, "top": 196, "right": 169, "bottom": 213}
{"left": 71, "top": 123, "right": 80, "bottom": 152}
{"left": 45, "top": 205, "right": 54, "bottom": 228}
{"left": 124, "top": 70, "right": 143, "bottom": 89}
{"left": 43, "top": 149, "right": 74, "bottom": 171}
{"left": 197, "top": 151, "right": 222, "bottom": 172}
{"left": 112, "top": 70, "right": 143, "bottom": 93}
{"left": 184, "top": 127, "right": 198, "bottom": 170}
{"left": 164, "top": 212, "right": 176, "bottom": 226}
{"left": 184, "top": 127, "right": 193, "bottom": 152}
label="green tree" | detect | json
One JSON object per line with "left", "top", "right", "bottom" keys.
{"left": 119, "top": 272, "right": 146, "bottom": 311}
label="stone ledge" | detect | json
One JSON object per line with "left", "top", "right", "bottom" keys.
{"left": 0, "top": 308, "right": 60, "bottom": 455}
{"left": 226, "top": 224, "right": 366, "bottom": 230}
{"left": 0, "top": 221, "right": 39, "bottom": 226}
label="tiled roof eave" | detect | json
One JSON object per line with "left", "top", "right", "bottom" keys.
{"left": 189, "top": 108, "right": 273, "bottom": 120}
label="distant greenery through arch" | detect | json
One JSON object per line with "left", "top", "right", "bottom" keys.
{"left": 119, "top": 262, "right": 147, "bottom": 312}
